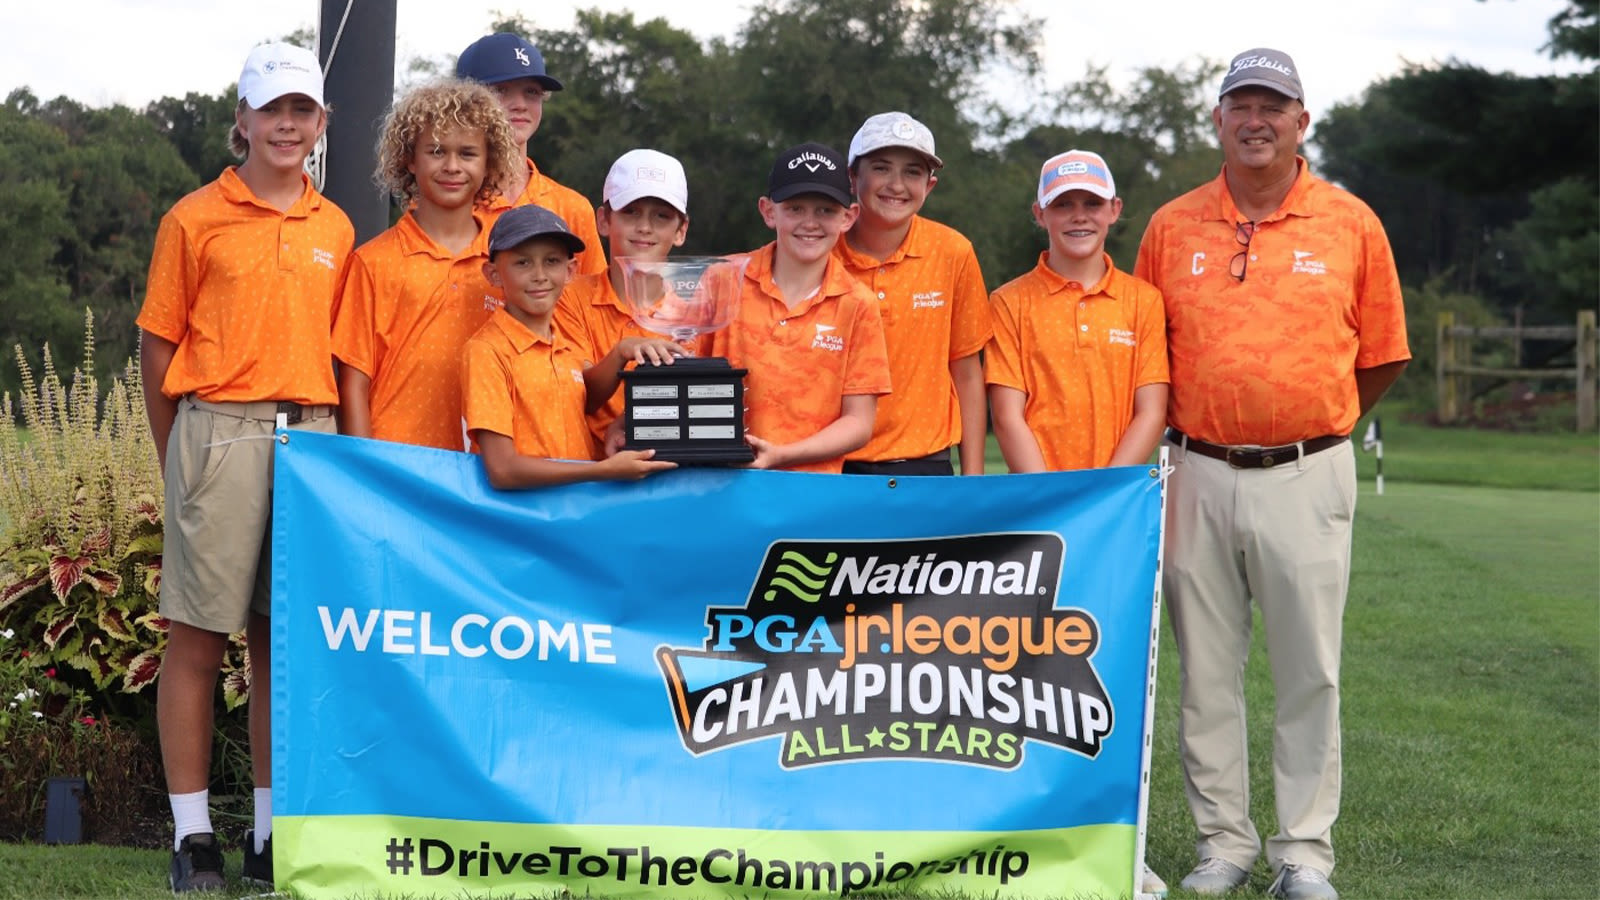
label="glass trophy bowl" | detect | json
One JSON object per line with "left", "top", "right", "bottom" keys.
{"left": 613, "top": 255, "right": 755, "bottom": 466}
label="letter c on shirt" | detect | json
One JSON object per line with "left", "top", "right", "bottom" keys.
{"left": 1191, "top": 252, "right": 1205, "bottom": 275}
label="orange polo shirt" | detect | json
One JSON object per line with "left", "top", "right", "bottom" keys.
{"left": 331, "top": 211, "right": 500, "bottom": 450}
{"left": 139, "top": 167, "right": 353, "bottom": 405}
{"left": 1134, "top": 160, "right": 1409, "bottom": 446}
{"left": 834, "top": 215, "right": 992, "bottom": 462}
{"left": 985, "top": 253, "right": 1169, "bottom": 471}
{"left": 700, "top": 244, "right": 891, "bottom": 474}
{"left": 553, "top": 271, "right": 657, "bottom": 450}
{"left": 484, "top": 158, "right": 605, "bottom": 276}
{"left": 461, "top": 309, "right": 592, "bottom": 461}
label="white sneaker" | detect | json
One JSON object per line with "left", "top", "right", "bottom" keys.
{"left": 1140, "top": 862, "right": 1168, "bottom": 898}
{"left": 1179, "top": 857, "right": 1250, "bottom": 894}
{"left": 1267, "top": 863, "right": 1338, "bottom": 900}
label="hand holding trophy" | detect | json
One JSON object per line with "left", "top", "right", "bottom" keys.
{"left": 613, "top": 255, "right": 754, "bottom": 465}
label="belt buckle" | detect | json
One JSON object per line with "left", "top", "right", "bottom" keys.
{"left": 276, "top": 401, "right": 303, "bottom": 426}
{"left": 1225, "top": 447, "right": 1253, "bottom": 469}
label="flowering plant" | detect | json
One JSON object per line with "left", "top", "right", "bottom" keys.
{"left": 0, "top": 314, "right": 251, "bottom": 709}
{"left": 0, "top": 625, "right": 160, "bottom": 841}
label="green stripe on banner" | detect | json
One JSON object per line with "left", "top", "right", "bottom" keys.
{"left": 276, "top": 815, "right": 1137, "bottom": 899}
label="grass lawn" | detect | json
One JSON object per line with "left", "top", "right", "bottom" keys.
{"left": 3, "top": 423, "right": 1597, "bottom": 899}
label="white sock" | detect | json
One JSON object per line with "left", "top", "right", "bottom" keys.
{"left": 170, "top": 790, "right": 212, "bottom": 851}
{"left": 254, "top": 787, "right": 273, "bottom": 852}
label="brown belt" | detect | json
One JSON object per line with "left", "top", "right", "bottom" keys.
{"left": 1167, "top": 428, "right": 1347, "bottom": 469}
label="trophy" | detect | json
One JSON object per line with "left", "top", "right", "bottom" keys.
{"left": 614, "top": 255, "right": 754, "bottom": 465}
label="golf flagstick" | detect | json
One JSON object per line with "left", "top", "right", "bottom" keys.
{"left": 1361, "top": 418, "right": 1383, "bottom": 495}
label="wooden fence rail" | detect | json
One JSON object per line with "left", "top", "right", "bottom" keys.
{"left": 1436, "top": 309, "right": 1597, "bottom": 430}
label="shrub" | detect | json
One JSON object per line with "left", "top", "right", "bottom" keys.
{"left": 0, "top": 312, "right": 252, "bottom": 713}
{"left": 0, "top": 627, "right": 163, "bottom": 842}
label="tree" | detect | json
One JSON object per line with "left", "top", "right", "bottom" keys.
{"left": 502, "top": 0, "right": 1044, "bottom": 260}
{"left": 0, "top": 91, "right": 196, "bottom": 395}
{"left": 1313, "top": 1, "right": 1598, "bottom": 320}
{"left": 972, "top": 59, "right": 1223, "bottom": 280}
{"left": 0, "top": 92, "right": 76, "bottom": 396}
{"left": 144, "top": 90, "right": 239, "bottom": 183}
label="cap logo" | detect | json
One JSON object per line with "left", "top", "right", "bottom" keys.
{"left": 1229, "top": 54, "right": 1293, "bottom": 79}
{"left": 514, "top": 47, "right": 530, "bottom": 66}
{"left": 1057, "top": 161, "right": 1089, "bottom": 176}
{"left": 788, "top": 151, "right": 837, "bottom": 173}
{"left": 891, "top": 120, "right": 916, "bottom": 139}
{"left": 636, "top": 165, "right": 667, "bottom": 183}
{"left": 263, "top": 61, "right": 279, "bottom": 74}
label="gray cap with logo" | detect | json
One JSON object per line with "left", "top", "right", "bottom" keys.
{"left": 1218, "top": 48, "right": 1304, "bottom": 101}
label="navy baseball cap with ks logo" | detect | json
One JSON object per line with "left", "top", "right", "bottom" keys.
{"left": 1219, "top": 47, "right": 1303, "bottom": 101}
{"left": 767, "top": 142, "right": 853, "bottom": 206}
{"left": 456, "top": 32, "right": 563, "bottom": 91}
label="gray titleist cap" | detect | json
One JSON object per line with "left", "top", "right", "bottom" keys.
{"left": 1218, "top": 48, "right": 1303, "bottom": 101}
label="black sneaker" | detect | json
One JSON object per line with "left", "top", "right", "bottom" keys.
{"left": 242, "top": 830, "right": 273, "bottom": 886}
{"left": 169, "top": 832, "right": 225, "bottom": 893}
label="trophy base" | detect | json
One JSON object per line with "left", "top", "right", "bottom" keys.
{"left": 643, "top": 444, "right": 756, "bottom": 466}
{"left": 620, "top": 357, "right": 753, "bottom": 468}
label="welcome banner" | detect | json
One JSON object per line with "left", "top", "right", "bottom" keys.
{"left": 271, "top": 430, "right": 1164, "bottom": 899}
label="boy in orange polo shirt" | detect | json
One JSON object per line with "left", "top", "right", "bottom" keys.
{"left": 456, "top": 32, "right": 605, "bottom": 276}
{"left": 138, "top": 43, "right": 353, "bottom": 892}
{"left": 836, "top": 112, "right": 992, "bottom": 476}
{"left": 556, "top": 148, "right": 694, "bottom": 454}
{"left": 463, "top": 204, "right": 678, "bottom": 487}
{"left": 332, "top": 78, "right": 519, "bottom": 450}
{"left": 985, "top": 150, "right": 1169, "bottom": 472}
{"left": 697, "top": 142, "right": 891, "bottom": 473}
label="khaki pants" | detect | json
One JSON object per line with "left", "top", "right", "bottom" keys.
{"left": 160, "top": 397, "right": 335, "bottom": 634}
{"left": 1163, "top": 437, "right": 1355, "bottom": 876}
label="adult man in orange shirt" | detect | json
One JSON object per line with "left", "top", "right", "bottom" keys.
{"left": 456, "top": 32, "right": 605, "bottom": 276}
{"left": 1134, "top": 49, "right": 1409, "bottom": 900}
{"left": 835, "top": 112, "right": 992, "bottom": 475}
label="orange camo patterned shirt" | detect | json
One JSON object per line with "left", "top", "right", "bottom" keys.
{"left": 834, "top": 215, "right": 992, "bottom": 462}
{"left": 138, "top": 168, "right": 354, "bottom": 405}
{"left": 1134, "top": 161, "right": 1410, "bottom": 446}
{"left": 460, "top": 309, "right": 592, "bottom": 461}
{"left": 331, "top": 211, "right": 501, "bottom": 451}
{"left": 700, "top": 244, "right": 892, "bottom": 474}
{"left": 483, "top": 158, "right": 606, "bottom": 276}
{"left": 985, "top": 254, "right": 1169, "bottom": 471}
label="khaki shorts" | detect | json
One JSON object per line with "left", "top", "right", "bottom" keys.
{"left": 159, "top": 397, "right": 335, "bottom": 633}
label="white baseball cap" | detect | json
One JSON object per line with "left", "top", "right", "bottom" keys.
{"left": 239, "top": 42, "right": 325, "bottom": 109}
{"left": 603, "top": 149, "right": 688, "bottom": 215}
{"left": 848, "top": 111, "right": 943, "bottom": 169}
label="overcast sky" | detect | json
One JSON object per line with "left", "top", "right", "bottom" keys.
{"left": 0, "top": 0, "right": 1583, "bottom": 116}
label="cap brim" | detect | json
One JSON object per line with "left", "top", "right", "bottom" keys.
{"left": 478, "top": 72, "right": 564, "bottom": 91}
{"left": 242, "top": 83, "right": 325, "bottom": 110}
{"left": 852, "top": 142, "right": 944, "bottom": 170}
{"left": 1039, "top": 184, "right": 1115, "bottom": 207}
{"left": 607, "top": 186, "right": 687, "bottom": 216}
{"left": 768, "top": 183, "right": 852, "bottom": 206}
{"left": 493, "top": 230, "right": 586, "bottom": 256}
{"left": 1219, "top": 78, "right": 1300, "bottom": 100}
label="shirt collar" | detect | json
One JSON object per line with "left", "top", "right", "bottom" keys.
{"left": 393, "top": 210, "right": 492, "bottom": 260}
{"left": 218, "top": 167, "right": 320, "bottom": 217}
{"left": 1032, "top": 251, "right": 1119, "bottom": 298}
{"left": 489, "top": 307, "right": 555, "bottom": 353}
{"left": 747, "top": 244, "right": 858, "bottom": 318}
{"left": 836, "top": 215, "right": 927, "bottom": 268}
{"left": 1206, "top": 155, "right": 1315, "bottom": 224}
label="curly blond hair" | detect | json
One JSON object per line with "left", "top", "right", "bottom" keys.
{"left": 373, "top": 78, "right": 519, "bottom": 203}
